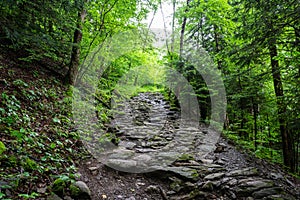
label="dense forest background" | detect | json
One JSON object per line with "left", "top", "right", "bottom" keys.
{"left": 0, "top": 0, "right": 299, "bottom": 187}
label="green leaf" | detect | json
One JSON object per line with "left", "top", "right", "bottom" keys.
{"left": 50, "top": 143, "right": 56, "bottom": 149}
{"left": 53, "top": 117, "right": 61, "bottom": 124}
{"left": 0, "top": 141, "right": 6, "bottom": 155}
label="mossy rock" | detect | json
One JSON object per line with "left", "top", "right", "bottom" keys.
{"left": 70, "top": 181, "right": 91, "bottom": 200}
{"left": 178, "top": 153, "right": 195, "bottom": 161}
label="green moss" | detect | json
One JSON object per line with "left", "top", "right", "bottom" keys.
{"left": 190, "top": 169, "right": 199, "bottom": 180}
{"left": 178, "top": 153, "right": 194, "bottom": 161}
{"left": 189, "top": 190, "right": 205, "bottom": 198}
{"left": 170, "top": 181, "right": 182, "bottom": 192}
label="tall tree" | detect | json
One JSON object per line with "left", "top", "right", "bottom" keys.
{"left": 66, "top": 0, "right": 87, "bottom": 85}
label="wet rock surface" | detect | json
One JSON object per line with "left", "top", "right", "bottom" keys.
{"left": 77, "top": 92, "right": 300, "bottom": 200}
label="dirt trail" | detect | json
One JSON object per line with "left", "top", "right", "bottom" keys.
{"left": 77, "top": 93, "right": 300, "bottom": 200}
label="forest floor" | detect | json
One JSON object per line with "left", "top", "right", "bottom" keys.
{"left": 0, "top": 50, "right": 299, "bottom": 200}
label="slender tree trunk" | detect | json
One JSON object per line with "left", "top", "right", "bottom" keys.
{"left": 213, "top": 25, "right": 222, "bottom": 70}
{"left": 252, "top": 97, "right": 258, "bottom": 150}
{"left": 294, "top": 22, "right": 300, "bottom": 77}
{"left": 171, "top": 0, "right": 176, "bottom": 53}
{"left": 179, "top": 0, "right": 191, "bottom": 57}
{"left": 65, "top": 2, "right": 87, "bottom": 85}
{"left": 268, "top": 36, "right": 295, "bottom": 172}
{"left": 267, "top": 114, "right": 273, "bottom": 158}
{"left": 238, "top": 75, "right": 247, "bottom": 139}
{"left": 200, "top": 13, "right": 205, "bottom": 48}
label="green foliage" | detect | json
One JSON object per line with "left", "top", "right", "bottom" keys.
{"left": 174, "top": 0, "right": 299, "bottom": 172}
{"left": 0, "top": 0, "right": 77, "bottom": 63}
{"left": 0, "top": 141, "right": 6, "bottom": 155}
{"left": 70, "top": 184, "right": 80, "bottom": 196}
{"left": 98, "top": 133, "right": 120, "bottom": 145}
{"left": 0, "top": 73, "right": 83, "bottom": 198}
{"left": 52, "top": 178, "right": 67, "bottom": 196}
{"left": 21, "top": 157, "right": 38, "bottom": 171}
{"left": 18, "top": 192, "right": 39, "bottom": 199}
{"left": 0, "top": 93, "right": 21, "bottom": 126}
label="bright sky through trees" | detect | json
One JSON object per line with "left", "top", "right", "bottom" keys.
{"left": 145, "top": 1, "right": 173, "bottom": 30}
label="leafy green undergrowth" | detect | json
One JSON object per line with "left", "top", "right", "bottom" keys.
{"left": 0, "top": 66, "right": 85, "bottom": 199}
{"left": 113, "top": 84, "right": 166, "bottom": 100}
{"left": 223, "top": 131, "right": 300, "bottom": 177}
{"left": 223, "top": 131, "right": 283, "bottom": 164}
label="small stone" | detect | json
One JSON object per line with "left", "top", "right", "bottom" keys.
{"left": 270, "top": 173, "right": 283, "bottom": 180}
{"left": 184, "top": 182, "right": 196, "bottom": 189}
{"left": 202, "top": 181, "right": 214, "bottom": 191}
{"left": 218, "top": 143, "right": 227, "bottom": 147}
{"left": 88, "top": 166, "right": 100, "bottom": 171}
{"left": 215, "top": 159, "right": 227, "bottom": 165}
{"left": 120, "top": 141, "right": 137, "bottom": 150}
{"left": 37, "top": 187, "right": 47, "bottom": 194}
{"left": 227, "top": 191, "right": 237, "bottom": 199}
{"left": 227, "top": 178, "right": 238, "bottom": 186}
{"left": 145, "top": 185, "right": 160, "bottom": 193}
{"left": 252, "top": 187, "right": 283, "bottom": 199}
{"left": 236, "top": 179, "right": 274, "bottom": 196}
{"left": 226, "top": 167, "right": 258, "bottom": 177}
{"left": 199, "top": 159, "right": 214, "bottom": 164}
{"left": 204, "top": 172, "right": 225, "bottom": 180}
{"left": 266, "top": 194, "right": 296, "bottom": 200}
{"left": 71, "top": 181, "right": 91, "bottom": 200}
{"left": 125, "top": 197, "right": 136, "bottom": 200}
{"left": 167, "top": 190, "right": 176, "bottom": 195}
{"left": 163, "top": 166, "right": 199, "bottom": 181}
{"left": 47, "top": 194, "right": 63, "bottom": 200}
{"left": 135, "top": 182, "right": 146, "bottom": 187}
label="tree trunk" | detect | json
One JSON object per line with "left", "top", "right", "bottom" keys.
{"left": 65, "top": 3, "right": 87, "bottom": 85}
{"left": 252, "top": 97, "right": 258, "bottom": 150}
{"left": 179, "top": 0, "right": 191, "bottom": 57}
{"left": 268, "top": 36, "right": 295, "bottom": 172}
{"left": 294, "top": 20, "right": 300, "bottom": 77}
{"left": 213, "top": 24, "right": 222, "bottom": 70}
{"left": 171, "top": 0, "right": 176, "bottom": 53}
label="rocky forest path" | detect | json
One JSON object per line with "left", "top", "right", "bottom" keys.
{"left": 77, "top": 92, "right": 300, "bottom": 200}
